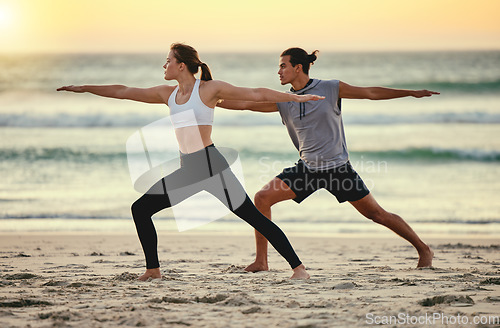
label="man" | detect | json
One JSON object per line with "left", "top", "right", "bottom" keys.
{"left": 218, "top": 48, "right": 439, "bottom": 272}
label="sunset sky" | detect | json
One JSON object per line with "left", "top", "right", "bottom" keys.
{"left": 0, "top": 0, "right": 499, "bottom": 53}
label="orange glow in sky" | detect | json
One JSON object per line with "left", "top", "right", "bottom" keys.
{"left": 1, "top": 0, "right": 499, "bottom": 53}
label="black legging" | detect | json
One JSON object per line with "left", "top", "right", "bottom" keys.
{"left": 131, "top": 144, "right": 302, "bottom": 270}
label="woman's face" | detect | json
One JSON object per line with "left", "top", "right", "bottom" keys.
{"left": 163, "top": 50, "right": 182, "bottom": 80}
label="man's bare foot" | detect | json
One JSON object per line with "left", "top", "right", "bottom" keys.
{"left": 244, "top": 261, "right": 269, "bottom": 273}
{"left": 138, "top": 268, "right": 162, "bottom": 281}
{"left": 417, "top": 245, "right": 434, "bottom": 268}
{"left": 290, "top": 264, "right": 310, "bottom": 279}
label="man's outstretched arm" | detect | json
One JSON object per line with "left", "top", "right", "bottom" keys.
{"left": 339, "top": 81, "right": 440, "bottom": 100}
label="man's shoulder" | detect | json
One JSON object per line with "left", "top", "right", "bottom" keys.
{"left": 311, "top": 79, "right": 339, "bottom": 89}
{"left": 316, "top": 78, "right": 339, "bottom": 84}
{"left": 309, "top": 79, "right": 340, "bottom": 95}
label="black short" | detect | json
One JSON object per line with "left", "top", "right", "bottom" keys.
{"left": 276, "top": 160, "right": 370, "bottom": 204}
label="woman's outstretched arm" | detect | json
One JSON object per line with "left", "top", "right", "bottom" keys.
{"left": 206, "top": 80, "right": 324, "bottom": 104}
{"left": 217, "top": 99, "right": 278, "bottom": 112}
{"left": 57, "top": 85, "right": 175, "bottom": 104}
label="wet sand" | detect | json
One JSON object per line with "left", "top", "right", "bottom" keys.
{"left": 0, "top": 232, "right": 499, "bottom": 327}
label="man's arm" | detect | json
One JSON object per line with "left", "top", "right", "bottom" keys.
{"left": 339, "top": 81, "right": 439, "bottom": 100}
{"left": 217, "top": 99, "right": 278, "bottom": 113}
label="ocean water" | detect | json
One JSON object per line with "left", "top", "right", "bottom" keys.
{"left": 1, "top": 51, "right": 499, "bottom": 237}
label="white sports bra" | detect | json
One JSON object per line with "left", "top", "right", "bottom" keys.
{"left": 167, "top": 79, "right": 214, "bottom": 128}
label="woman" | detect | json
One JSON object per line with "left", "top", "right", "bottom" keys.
{"left": 58, "top": 43, "right": 322, "bottom": 280}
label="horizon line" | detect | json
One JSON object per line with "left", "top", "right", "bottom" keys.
{"left": 1, "top": 48, "right": 500, "bottom": 56}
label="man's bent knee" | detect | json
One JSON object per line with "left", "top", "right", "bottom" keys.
{"left": 254, "top": 190, "right": 272, "bottom": 209}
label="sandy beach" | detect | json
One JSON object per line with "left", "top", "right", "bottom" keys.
{"left": 0, "top": 232, "right": 498, "bottom": 327}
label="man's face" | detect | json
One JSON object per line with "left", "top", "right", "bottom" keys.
{"left": 278, "top": 55, "right": 300, "bottom": 85}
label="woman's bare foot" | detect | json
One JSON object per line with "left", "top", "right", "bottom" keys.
{"left": 417, "top": 245, "right": 434, "bottom": 268}
{"left": 138, "top": 268, "right": 162, "bottom": 281}
{"left": 244, "top": 261, "right": 269, "bottom": 273}
{"left": 290, "top": 264, "right": 310, "bottom": 279}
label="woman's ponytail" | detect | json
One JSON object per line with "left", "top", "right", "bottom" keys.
{"left": 170, "top": 43, "right": 213, "bottom": 81}
{"left": 199, "top": 62, "right": 213, "bottom": 81}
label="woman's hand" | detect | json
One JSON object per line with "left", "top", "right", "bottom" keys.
{"left": 57, "top": 85, "right": 85, "bottom": 93}
{"left": 294, "top": 94, "right": 325, "bottom": 102}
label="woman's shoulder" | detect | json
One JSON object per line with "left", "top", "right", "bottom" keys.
{"left": 200, "top": 79, "right": 225, "bottom": 87}
{"left": 151, "top": 84, "right": 177, "bottom": 93}
{"left": 199, "top": 79, "right": 231, "bottom": 93}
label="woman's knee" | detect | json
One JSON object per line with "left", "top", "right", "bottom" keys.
{"left": 131, "top": 195, "right": 155, "bottom": 218}
{"left": 131, "top": 199, "right": 144, "bottom": 219}
{"left": 132, "top": 194, "right": 171, "bottom": 219}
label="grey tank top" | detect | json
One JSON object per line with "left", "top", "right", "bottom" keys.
{"left": 277, "top": 79, "right": 348, "bottom": 170}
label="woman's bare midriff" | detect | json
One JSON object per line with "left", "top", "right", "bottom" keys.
{"left": 175, "top": 125, "right": 213, "bottom": 154}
